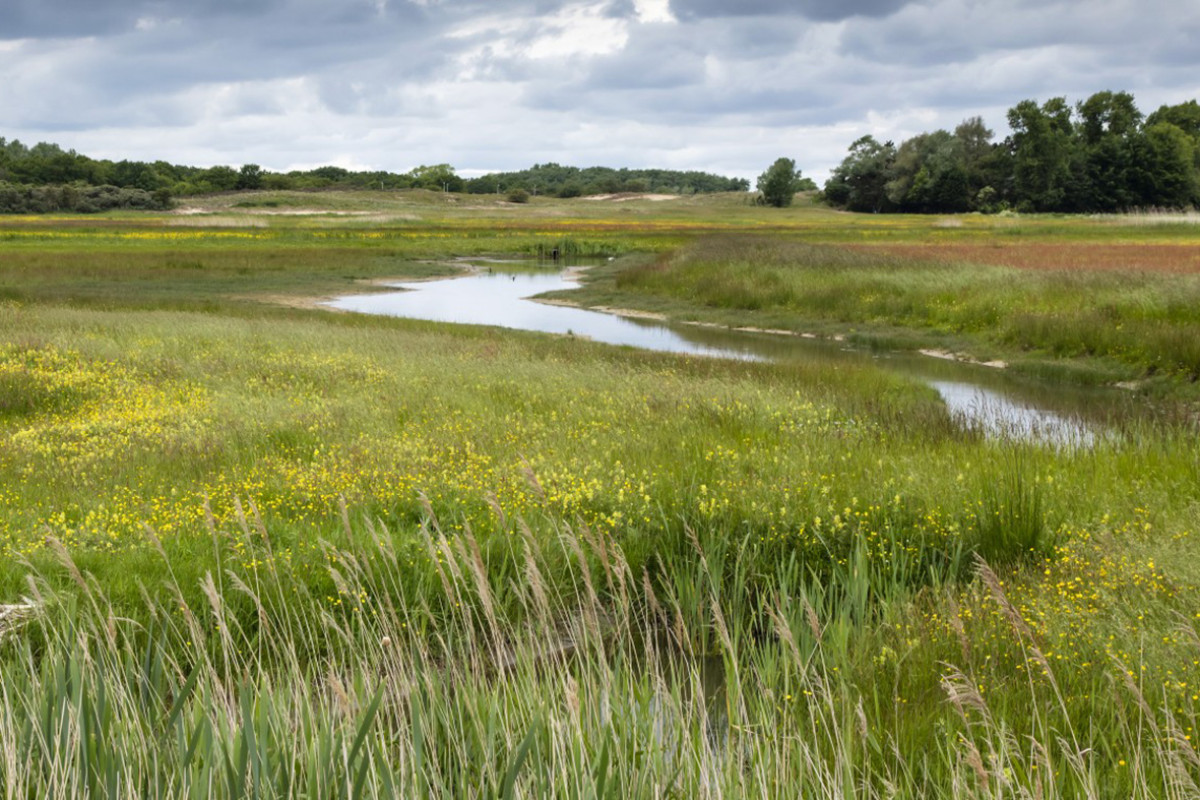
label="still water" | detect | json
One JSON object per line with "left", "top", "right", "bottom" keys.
{"left": 327, "top": 268, "right": 764, "bottom": 359}
{"left": 327, "top": 265, "right": 1102, "bottom": 445}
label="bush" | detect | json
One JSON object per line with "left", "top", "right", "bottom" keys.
{"left": 0, "top": 182, "right": 173, "bottom": 213}
{"left": 507, "top": 188, "right": 530, "bottom": 204}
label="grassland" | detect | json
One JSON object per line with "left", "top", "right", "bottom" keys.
{"left": 2, "top": 192, "right": 1200, "bottom": 797}
{"left": 556, "top": 232, "right": 1200, "bottom": 397}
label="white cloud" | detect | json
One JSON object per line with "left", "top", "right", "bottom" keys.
{"left": 633, "top": 0, "right": 674, "bottom": 23}
{"left": 1, "top": 0, "right": 1197, "bottom": 183}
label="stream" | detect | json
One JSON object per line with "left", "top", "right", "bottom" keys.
{"left": 326, "top": 263, "right": 1106, "bottom": 445}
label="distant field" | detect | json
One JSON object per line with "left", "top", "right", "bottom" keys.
{"left": 854, "top": 242, "right": 1200, "bottom": 273}
{"left": 2, "top": 191, "right": 1199, "bottom": 797}
{"left": 558, "top": 232, "right": 1200, "bottom": 395}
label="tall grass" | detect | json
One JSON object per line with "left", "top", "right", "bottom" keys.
{"left": 583, "top": 234, "right": 1200, "bottom": 389}
{"left": 3, "top": 496, "right": 1197, "bottom": 797}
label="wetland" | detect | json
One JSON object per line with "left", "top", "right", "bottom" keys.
{"left": 1, "top": 192, "right": 1198, "bottom": 797}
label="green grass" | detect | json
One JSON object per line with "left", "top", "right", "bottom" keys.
{"left": 556, "top": 234, "right": 1200, "bottom": 394}
{"left": 0, "top": 303, "right": 965, "bottom": 600}
{"left": 4, "top": 489, "right": 1199, "bottom": 797}
{"left": 2, "top": 192, "right": 1200, "bottom": 796}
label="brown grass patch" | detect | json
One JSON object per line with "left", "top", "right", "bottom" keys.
{"left": 849, "top": 243, "right": 1200, "bottom": 273}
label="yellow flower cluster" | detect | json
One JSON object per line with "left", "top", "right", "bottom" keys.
{"left": 0, "top": 230, "right": 273, "bottom": 241}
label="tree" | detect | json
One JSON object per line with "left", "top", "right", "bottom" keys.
{"left": 407, "top": 164, "right": 463, "bottom": 192}
{"left": 1077, "top": 91, "right": 1141, "bottom": 147}
{"left": 1147, "top": 101, "right": 1200, "bottom": 203}
{"left": 1075, "top": 91, "right": 1144, "bottom": 210}
{"left": 1006, "top": 97, "right": 1077, "bottom": 211}
{"left": 756, "top": 157, "right": 806, "bottom": 207}
{"left": 197, "top": 165, "right": 239, "bottom": 192}
{"left": 1137, "top": 122, "right": 1200, "bottom": 207}
{"left": 824, "top": 136, "right": 896, "bottom": 212}
{"left": 557, "top": 181, "right": 584, "bottom": 198}
{"left": 953, "top": 117, "right": 1003, "bottom": 206}
{"left": 237, "top": 164, "right": 264, "bottom": 190}
{"left": 110, "top": 160, "right": 164, "bottom": 192}
{"left": 885, "top": 130, "right": 971, "bottom": 213}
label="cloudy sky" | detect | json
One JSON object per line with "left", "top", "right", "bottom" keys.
{"left": 2, "top": 0, "right": 1198, "bottom": 182}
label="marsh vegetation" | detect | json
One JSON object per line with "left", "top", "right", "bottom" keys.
{"left": 1, "top": 194, "right": 1198, "bottom": 797}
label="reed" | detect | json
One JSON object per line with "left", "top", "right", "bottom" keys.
{"left": 3, "top": 499, "right": 1197, "bottom": 798}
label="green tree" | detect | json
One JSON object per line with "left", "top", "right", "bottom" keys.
{"left": 824, "top": 136, "right": 896, "bottom": 212}
{"left": 953, "top": 116, "right": 1002, "bottom": 206}
{"left": 756, "top": 157, "right": 806, "bottom": 207}
{"left": 1007, "top": 97, "right": 1077, "bottom": 211}
{"left": 1137, "top": 122, "right": 1200, "bottom": 207}
{"left": 1147, "top": 100, "right": 1200, "bottom": 139}
{"left": 1077, "top": 91, "right": 1141, "bottom": 146}
{"left": 237, "top": 164, "right": 264, "bottom": 190}
{"left": 885, "top": 130, "right": 971, "bottom": 212}
{"left": 197, "top": 165, "right": 239, "bottom": 193}
{"left": 111, "top": 160, "right": 164, "bottom": 192}
{"left": 1147, "top": 101, "right": 1200, "bottom": 205}
{"left": 557, "top": 181, "right": 584, "bottom": 198}
{"left": 407, "top": 164, "right": 463, "bottom": 192}
{"left": 1076, "top": 91, "right": 1144, "bottom": 210}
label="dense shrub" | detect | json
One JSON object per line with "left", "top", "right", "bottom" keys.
{"left": 0, "top": 182, "right": 173, "bottom": 213}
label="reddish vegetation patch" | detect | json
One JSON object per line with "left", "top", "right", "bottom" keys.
{"left": 849, "top": 243, "right": 1200, "bottom": 274}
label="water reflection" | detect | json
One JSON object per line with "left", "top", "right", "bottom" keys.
{"left": 929, "top": 381, "right": 1094, "bottom": 446}
{"left": 327, "top": 265, "right": 1106, "bottom": 445}
{"left": 327, "top": 269, "right": 765, "bottom": 360}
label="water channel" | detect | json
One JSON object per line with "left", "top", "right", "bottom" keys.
{"left": 326, "top": 262, "right": 1109, "bottom": 445}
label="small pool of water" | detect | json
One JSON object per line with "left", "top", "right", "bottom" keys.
{"left": 327, "top": 265, "right": 1107, "bottom": 445}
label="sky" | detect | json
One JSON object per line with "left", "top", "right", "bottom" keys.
{"left": 2, "top": 0, "right": 1198, "bottom": 183}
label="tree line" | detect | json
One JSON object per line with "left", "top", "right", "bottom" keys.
{"left": 462, "top": 163, "right": 748, "bottom": 196}
{"left": 9, "top": 91, "right": 1195, "bottom": 216}
{"left": 823, "top": 92, "right": 1200, "bottom": 214}
{"left": 0, "top": 138, "right": 748, "bottom": 213}
{"left": 0, "top": 142, "right": 474, "bottom": 199}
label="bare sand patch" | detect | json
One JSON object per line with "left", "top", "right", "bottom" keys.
{"left": 920, "top": 348, "right": 1007, "bottom": 368}
{"left": 581, "top": 193, "right": 678, "bottom": 202}
{"left": 591, "top": 305, "right": 668, "bottom": 320}
{"left": 167, "top": 215, "right": 270, "bottom": 227}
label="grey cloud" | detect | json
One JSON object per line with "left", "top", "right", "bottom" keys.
{"left": 0, "top": 0, "right": 142, "bottom": 38}
{"left": 519, "top": 13, "right": 846, "bottom": 123}
{"left": 0, "top": 0, "right": 281, "bottom": 39}
{"left": 525, "top": 71, "right": 845, "bottom": 127}
{"left": 583, "top": 56, "right": 702, "bottom": 91}
{"left": 0, "top": 0, "right": 466, "bottom": 42}
{"left": 669, "top": 0, "right": 911, "bottom": 22}
{"left": 0, "top": 0, "right": 461, "bottom": 129}
{"left": 3, "top": 0, "right": 1199, "bottom": 181}
{"left": 597, "top": 0, "right": 639, "bottom": 18}
{"left": 714, "top": 18, "right": 814, "bottom": 57}
{"left": 838, "top": 0, "right": 1200, "bottom": 70}
{"left": 578, "top": 29, "right": 706, "bottom": 91}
